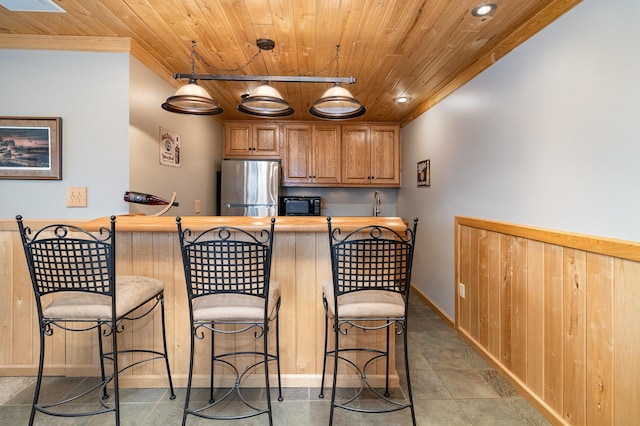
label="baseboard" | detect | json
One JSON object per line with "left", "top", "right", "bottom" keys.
{"left": 410, "top": 285, "right": 454, "bottom": 328}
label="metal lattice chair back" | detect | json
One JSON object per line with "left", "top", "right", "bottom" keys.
{"left": 19, "top": 221, "right": 115, "bottom": 299}
{"left": 329, "top": 222, "right": 416, "bottom": 299}
{"left": 179, "top": 222, "right": 274, "bottom": 300}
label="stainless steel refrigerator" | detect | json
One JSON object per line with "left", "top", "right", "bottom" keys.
{"left": 220, "top": 159, "right": 280, "bottom": 216}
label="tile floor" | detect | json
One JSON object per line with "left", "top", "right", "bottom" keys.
{"left": 0, "top": 293, "right": 549, "bottom": 425}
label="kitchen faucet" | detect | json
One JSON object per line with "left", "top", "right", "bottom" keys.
{"left": 374, "top": 191, "right": 381, "bottom": 217}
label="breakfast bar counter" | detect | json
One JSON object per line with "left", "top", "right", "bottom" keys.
{"left": 1, "top": 215, "right": 408, "bottom": 389}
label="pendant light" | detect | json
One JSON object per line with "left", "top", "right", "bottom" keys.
{"left": 162, "top": 41, "right": 223, "bottom": 115}
{"left": 237, "top": 83, "right": 294, "bottom": 117}
{"left": 309, "top": 46, "right": 365, "bottom": 120}
{"left": 162, "top": 78, "right": 222, "bottom": 115}
{"left": 309, "top": 83, "right": 366, "bottom": 120}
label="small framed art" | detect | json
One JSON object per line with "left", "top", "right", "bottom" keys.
{"left": 417, "top": 159, "right": 430, "bottom": 187}
{"left": 0, "top": 117, "right": 62, "bottom": 180}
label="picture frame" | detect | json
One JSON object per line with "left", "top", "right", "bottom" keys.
{"left": 417, "top": 159, "right": 430, "bottom": 187}
{"left": 0, "top": 117, "right": 62, "bottom": 180}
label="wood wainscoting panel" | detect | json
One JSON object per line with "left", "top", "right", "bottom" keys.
{"left": 455, "top": 216, "right": 640, "bottom": 425}
{"left": 614, "top": 259, "right": 640, "bottom": 425}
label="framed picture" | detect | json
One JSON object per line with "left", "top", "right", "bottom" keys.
{"left": 417, "top": 159, "right": 430, "bottom": 187}
{"left": 0, "top": 117, "right": 62, "bottom": 180}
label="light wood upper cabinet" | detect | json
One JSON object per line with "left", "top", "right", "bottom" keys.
{"left": 224, "top": 121, "right": 399, "bottom": 187}
{"left": 342, "top": 124, "right": 400, "bottom": 187}
{"left": 282, "top": 123, "right": 341, "bottom": 187}
{"left": 224, "top": 121, "right": 280, "bottom": 158}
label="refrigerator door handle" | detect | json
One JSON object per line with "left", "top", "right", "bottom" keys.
{"left": 225, "top": 203, "right": 277, "bottom": 208}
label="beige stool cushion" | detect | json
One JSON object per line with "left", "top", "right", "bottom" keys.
{"left": 192, "top": 281, "right": 281, "bottom": 322}
{"left": 42, "top": 275, "right": 164, "bottom": 320}
{"left": 322, "top": 281, "right": 405, "bottom": 319}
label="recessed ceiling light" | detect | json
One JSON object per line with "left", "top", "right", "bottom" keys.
{"left": 471, "top": 3, "right": 497, "bottom": 17}
{"left": 0, "top": 0, "right": 66, "bottom": 12}
{"left": 395, "top": 96, "right": 411, "bottom": 104}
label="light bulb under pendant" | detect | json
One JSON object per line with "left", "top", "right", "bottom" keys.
{"left": 162, "top": 80, "right": 223, "bottom": 115}
{"left": 309, "top": 84, "right": 366, "bottom": 120}
{"left": 237, "top": 84, "right": 294, "bottom": 117}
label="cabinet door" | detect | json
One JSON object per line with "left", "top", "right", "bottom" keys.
{"left": 282, "top": 124, "right": 313, "bottom": 185}
{"left": 252, "top": 123, "right": 280, "bottom": 157}
{"left": 313, "top": 125, "right": 341, "bottom": 185}
{"left": 341, "top": 125, "right": 371, "bottom": 185}
{"left": 224, "top": 122, "right": 252, "bottom": 157}
{"left": 370, "top": 125, "right": 400, "bottom": 186}
{"left": 224, "top": 122, "right": 280, "bottom": 158}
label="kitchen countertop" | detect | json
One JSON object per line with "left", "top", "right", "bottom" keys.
{"left": 81, "top": 215, "right": 409, "bottom": 233}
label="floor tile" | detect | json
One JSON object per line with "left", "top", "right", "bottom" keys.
{"left": 437, "top": 370, "right": 500, "bottom": 399}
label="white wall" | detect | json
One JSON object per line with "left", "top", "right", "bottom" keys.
{"left": 398, "top": 0, "right": 640, "bottom": 319}
{"left": 0, "top": 50, "right": 224, "bottom": 219}
{"left": 129, "top": 58, "right": 222, "bottom": 216}
{"left": 0, "top": 50, "right": 130, "bottom": 218}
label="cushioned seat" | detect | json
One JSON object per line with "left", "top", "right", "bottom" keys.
{"left": 321, "top": 281, "right": 405, "bottom": 318}
{"left": 43, "top": 276, "right": 164, "bottom": 320}
{"left": 193, "top": 281, "right": 281, "bottom": 321}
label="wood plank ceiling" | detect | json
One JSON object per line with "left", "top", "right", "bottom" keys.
{"left": 0, "top": 0, "right": 581, "bottom": 125}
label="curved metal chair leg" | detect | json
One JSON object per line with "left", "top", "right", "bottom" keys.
{"left": 328, "top": 318, "right": 340, "bottom": 426}
{"left": 29, "top": 327, "right": 46, "bottom": 426}
{"left": 209, "top": 326, "right": 215, "bottom": 403}
{"left": 98, "top": 325, "right": 108, "bottom": 400}
{"left": 112, "top": 320, "right": 121, "bottom": 426}
{"left": 159, "top": 294, "right": 176, "bottom": 399}
{"left": 319, "top": 303, "right": 329, "bottom": 399}
{"left": 404, "top": 327, "right": 416, "bottom": 425}
{"left": 182, "top": 325, "right": 197, "bottom": 426}
{"left": 263, "top": 323, "right": 273, "bottom": 426}
{"left": 276, "top": 308, "right": 283, "bottom": 402}
{"left": 384, "top": 324, "right": 390, "bottom": 397}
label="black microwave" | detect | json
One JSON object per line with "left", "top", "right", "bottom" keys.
{"left": 280, "top": 196, "right": 322, "bottom": 216}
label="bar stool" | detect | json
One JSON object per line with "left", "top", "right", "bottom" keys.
{"left": 319, "top": 216, "right": 418, "bottom": 425}
{"left": 16, "top": 215, "right": 175, "bottom": 426}
{"left": 176, "top": 217, "right": 282, "bottom": 425}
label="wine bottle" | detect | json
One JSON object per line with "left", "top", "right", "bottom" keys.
{"left": 124, "top": 191, "right": 179, "bottom": 206}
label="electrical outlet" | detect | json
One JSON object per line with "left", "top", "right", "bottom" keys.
{"left": 459, "top": 283, "right": 466, "bottom": 299}
{"left": 66, "top": 186, "right": 87, "bottom": 207}
{"left": 194, "top": 199, "right": 201, "bottom": 214}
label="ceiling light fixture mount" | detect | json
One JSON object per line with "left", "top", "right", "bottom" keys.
{"left": 395, "top": 96, "right": 411, "bottom": 104}
{"left": 471, "top": 3, "right": 498, "bottom": 17}
{"left": 164, "top": 39, "right": 365, "bottom": 119}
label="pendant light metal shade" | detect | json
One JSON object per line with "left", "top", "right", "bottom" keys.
{"left": 309, "top": 84, "right": 366, "bottom": 120}
{"left": 162, "top": 80, "right": 223, "bottom": 115}
{"left": 237, "top": 84, "right": 294, "bottom": 117}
